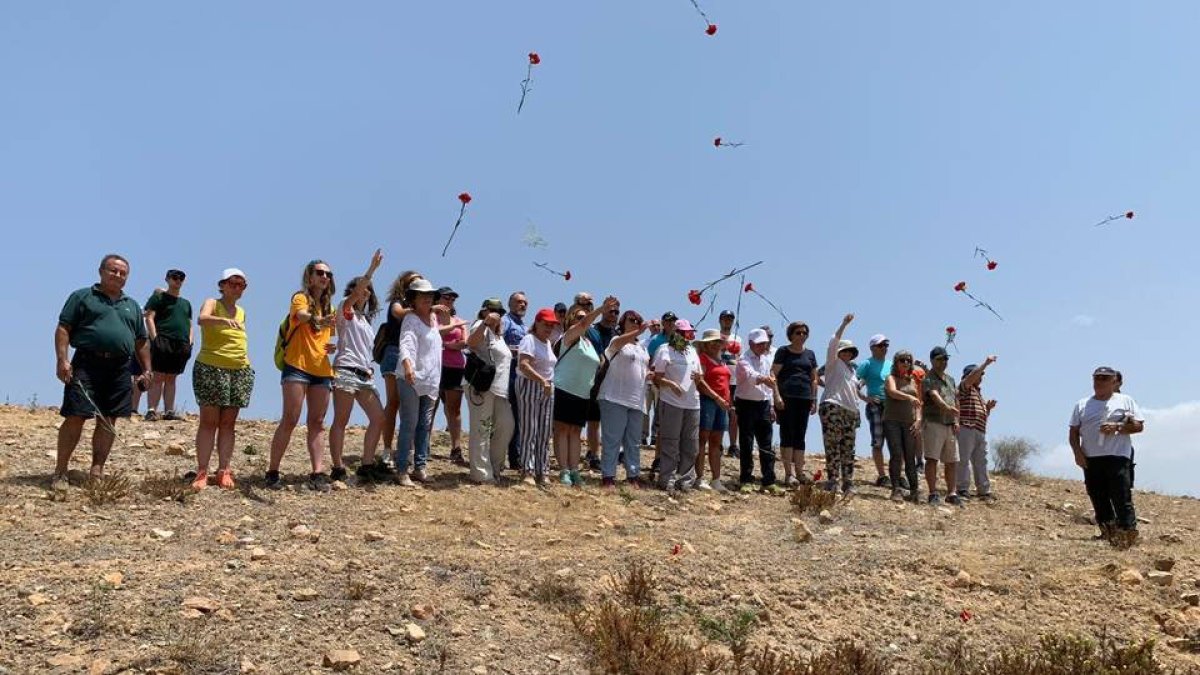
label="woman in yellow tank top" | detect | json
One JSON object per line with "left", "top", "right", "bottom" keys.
{"left": 190, "top": 268, "right": 255, "bottom": 490}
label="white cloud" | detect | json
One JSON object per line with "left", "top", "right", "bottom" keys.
{"left": 1033, "top": 400, "right": 1200, "bottom": 497}
{"left": 1070, "top": 314, "right": 1096, "bottom": 327}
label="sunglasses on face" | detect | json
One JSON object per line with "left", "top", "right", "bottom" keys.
{"left": 168, "top": 273, "right": 186, "bottom": 281}
{"left": 627, "top": 317, "right": 643, "bottom": 325}
{"left": 313, "top": 269, "right": 332, "bottom": 278}
{"left": 225, "top": 280, "right": 247, "bottom": 289}
{"left": 1093, "top": 374, "right": 1114, "bottom": 381}
{"left": 896, "top": 358, "right": 912, "bottom": 364}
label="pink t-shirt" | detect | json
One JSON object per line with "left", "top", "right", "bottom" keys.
{"left": 442, "top": 324, "right": 467, "bottom": 369}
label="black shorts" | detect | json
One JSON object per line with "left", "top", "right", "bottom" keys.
{"left": 554, "top": 388, "right": 590, "bottom": 427}
{"left": 62, "top": 352, "right": 134, "bottom": 419}
{"left": 439, "top": 365, "right": 464, "bottom": 392}
{"left": 150, "top": 336, "right": 192, "bottom": 375}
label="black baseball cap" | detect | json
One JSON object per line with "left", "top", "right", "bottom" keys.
{"left": 554, "top": 302, "right": 567, "bottom": 312}
{"left": 1093, "top": 366, "right": 1118, "bottom": 377}
{"left": 930, "top": 346, "right": 950, "bottom": 361}
{"left": 962, "top": 364, "right": 979, "bottom": 378}
{"left": 719, "top": 310, "right": 735, "bottom": 319}
{"left": 166, "top": 269, "right": 186, "bottom": 280}
{"left": 661, "top": 311, "right": 678, "bottom": 322}
{"left": 435, "top": 286, "right": 458, "bottom": 299}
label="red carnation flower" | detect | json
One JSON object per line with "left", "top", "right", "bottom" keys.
{"left": 713, "top": 137, "right": 722, "bottom": 147}
{"left": 946, "top": 326, "right": 956, "bottom": 334}
{"left": 960, "top": 609, "right": 972, "bottom": 623}
{"left": 528, "top": 52, "right": 541, "bottom": 66}
{"left": 1125, "top": 211, "right": 1134, "bottom": 219}
{"left": 744, "top": 282, "right": 754, "bottom": 293}
{"left": 986, "top": 260, "right": 998, "bottom": 271}
{"left": 688, "top": 289, "right": 703, "bottom": 305}
{"left": 458, "top": 192, "right": 472, "bottom": 205}
{"left": 954, "top": 281, "right": 967, "bottom": 292}
{"left": 705, "top": 23, "right": 718, "bottom": 35}
{"left": 813, "top": 470, "right": 823, "bottom": 482}
{"left": 670, "top": 543, "right": 682, "bottom": 556}
{"left": 564, "top": 270, "right": 572, "bottom": 281}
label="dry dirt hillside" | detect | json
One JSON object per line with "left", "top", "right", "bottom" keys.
{"left": 0, "top": 404, "right": 1198, "bottom": 674}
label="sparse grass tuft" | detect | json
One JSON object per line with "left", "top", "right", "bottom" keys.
{"left": 68, "top": 584, "right": 120, "bottom": 639}
{"left": 609, "top": 558, "right": 655, "bottom": 607}
{"left": 344, "top": 571, "right": 374, "bottom": 601}
{"left": 527, "top": 575, "right": 586, "bottom": 610}
{"left": 790, "top": 483, "right": 837, "bottom": 515}
{"left": 923, "top": 631, "right": 1175, "bottom": 675}
{"left": 697, "top": 608, "right": 759, "bottom": 667}
{"left": 162, "top": 622, "right": 229, "bottom": 674}
{"left": 139, "top": 471, "right": 194, "bottom": 503}
{"left": 242, "top": 444, "right": 258, "bottom": 456}
{"left": 82, "top": 473, "right": 132, "bottom": 506}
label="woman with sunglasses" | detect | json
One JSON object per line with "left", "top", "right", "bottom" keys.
{"left": 552, "top": 297, "right": 616, "bottom": 487}
{"left": 772, "top": 321, "right": 819, "bottom": 486}
{"left": 190, "top": 268, "right": 253, "bottom": 490}
{"left": 266, "top": 259, "right": 338, "bottom": 492}
{"left": 883, "top": 350, "right": 923, "bottom": 502}
{"left": 329, "top": 250, "right": 390, "bottom": 484}
{"left": 596, "top": 309, "right": 650, "bottom": 489}
{"left": 466, "top": 298, "right": 515, "bottom": 484}
{"left": 379, "top": 270, "right": 425, "bottom": 472}
{"left": 434, "top": 287, "right": 469, "bottom": 466}
{"left": 395, "top": 278, "right": 443, "bottom": 486}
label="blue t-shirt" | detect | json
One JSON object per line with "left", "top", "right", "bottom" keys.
{"left": 856, "top": 357, "right": 891, "bottom": 400}
{"left": 647, "top": 334, "right": 669, "bottom": 363}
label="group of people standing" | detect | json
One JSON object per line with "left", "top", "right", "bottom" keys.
{"left": 50, "top": 253, "right": 1145, "bottom": 538}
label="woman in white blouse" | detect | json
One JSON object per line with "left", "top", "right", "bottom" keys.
{"left": 465, "top": 299, "right": 515, "bottom": 484}
{"left": 394, "top": 278, "right": 443, "bottom": 487}
{"left": 515, "top": 307, "right": 560, "bottom": 486}
{"left": 597, "top": 310, "right": 650, "bottom": 489}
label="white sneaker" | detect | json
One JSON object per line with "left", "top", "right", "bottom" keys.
{"left": 786, "top": 475, "right": 800, "bottom": 488}
{"left": 696, "top": 479, "right": 712, "bottom": 491}
{"left": 711, "top": 479, "right": 728, "bottom": 493}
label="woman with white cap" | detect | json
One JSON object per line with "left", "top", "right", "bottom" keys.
{"left": 693, "top": 328, "right": 733, "bottom": 492}
{"left": 394, "top": 277, "right": 443, "bottom": 486}
{"left": 651, "top": 319, "right": 702, "bottom": 493}
{"left": 190, "top": 267, "right": 255, "bottom": 490}
{"left": 819, "top": 313, "right": 862, "bottom": 495}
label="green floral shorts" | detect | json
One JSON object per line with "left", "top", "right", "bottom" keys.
{"left": 192, "top": 361, "right": 255, "bottom": 409}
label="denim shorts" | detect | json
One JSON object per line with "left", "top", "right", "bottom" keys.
{"left": 281, "top": 363, "right": 332, "bottom": 388}
{"left": 333, "top": 366, "right": 378, "bottom": 396}
{"left": 379, "top": 345, "right": 400, "bottom": 377}
{"left": 699, "top": 396, "right": 729, "bottom": 432}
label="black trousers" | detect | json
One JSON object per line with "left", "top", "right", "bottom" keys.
{"left": 882, "top": 420, "right": 919, "bottom": 492}
{"left": 735, "top": 399, "right": 775, "bottom": 486}
{"left": 1083, "top": 455, "right": 1136, "bottom": 530}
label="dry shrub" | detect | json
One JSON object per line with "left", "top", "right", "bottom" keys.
{"left": 924, "top": 632, "right": 1174, "bottom": 675}
{"left": 992, "top": 435, "right": 1041, "bottom": 478}
{"left": 697, "top": 609, "right": 758, "bottom": 667}
{"left": 528, "top": 575, "right": 586, "bottom": 610}
{"left": 790, "top": 484, "right": 836, "bottom": 515}
{"left": 68, "top": 584, "right": 120, "bottom": 639}
{"left": 611, "top": 558, "right": 655, "bottom": 607}
{"left": 139, "top": 471, "right": 193, "bottom": 503}
{"left": 82, "top": 473, "right": 132, "bottom": 506}
{"left": 162, "top": 622, "right": 229, "bottom": 674}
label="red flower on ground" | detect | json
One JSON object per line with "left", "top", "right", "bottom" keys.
{"left": 713, "top": 137, "right": 722, "bottom": 147}
{"left": 705, "top": 23, "right": 718, "bottom": 35}
{"left": 813, "top": 470, "right": 823, "bottom": 482}
{"left": 458, "top": 192, "right": 472, "bottom": 205}
{"left": 986, "top": 260, "right": 998, "bottom": 271}
{"left": 960, "top": 609, "right": 973, "bottom": 623}
{"left": 688, "top": 289, "right": 703, "bottom": 305}
{"left": 954, "top": 281, "right": 967, "bottom": 292}
{"left": 1125, "top": 211, "right": 1134, "bottom": 219}
{"left": 946, "top": 326, "right": 956, "bottom": 335}
{"left": 564, "top": 270, "right": 572, "bottom": 282}
{"left": 744, "top": 282, "right": 754, "bottom": 293}
{"left": 670, "top": 543, "right": 682, "bottom": 556}
{"left": 528, "top": 52, "right": 541, "bottom": 66}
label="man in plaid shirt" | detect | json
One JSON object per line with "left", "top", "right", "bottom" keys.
{"left": 957, "top": 356, "right": 997, "bottom": 500}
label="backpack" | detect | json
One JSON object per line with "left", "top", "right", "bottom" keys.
{"left": 372, "top": 322, "right": 393, "bottom": 365}
{"left": 274, "top": 314, "right": 302, "bottom": 371}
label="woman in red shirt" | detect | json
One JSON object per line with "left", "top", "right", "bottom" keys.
{"left": 694, "top": 329, "right": 733, "bottom": 492}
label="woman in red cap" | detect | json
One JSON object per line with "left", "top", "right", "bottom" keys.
{"left": 515, "top": 307, "right": 559, "bottom": 486}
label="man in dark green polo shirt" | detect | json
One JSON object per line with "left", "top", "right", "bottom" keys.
{"left": 143, "top": 269, "right": 194, "bottom": 421}
{"left": 53, "top": 253, "right": 152, "bottom": 492}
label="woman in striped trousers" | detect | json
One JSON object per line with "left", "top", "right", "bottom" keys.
{"left": 516, "top": 308, "right": 560, "bottom": 486}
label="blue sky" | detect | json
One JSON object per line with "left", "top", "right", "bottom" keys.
{"left": 3, "top": 2, "right": 1196, "bottom": 495}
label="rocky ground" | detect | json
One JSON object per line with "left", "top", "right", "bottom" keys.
{"left": 0, "top": 404, "right": 1198, "bottom": 674}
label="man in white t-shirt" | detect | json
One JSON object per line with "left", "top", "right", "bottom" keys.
{"left": 1068, "top": 366, "right": 1145, "bottom": 543}
{"left": 718, "top": 310, "right": 743, "bottom": 458}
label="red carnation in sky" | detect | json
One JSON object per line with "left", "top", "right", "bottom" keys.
{"left": 458, "top": 192, "right": 472, "bottom": 205}
{"left": 713, "top": 137, "right": 722, "bottom": 147}
{"left": 705, "top": 23, "right": 718, "bottom": 35}
{"left": 688, "top": 289, "right": 703, "bottom": 305}
{"left": 954, "top": 281, "right": 967, "bottom": 292}
{"left": 744, "top": 282, "right": 754, "bottom": 293}
{"left": 986, "top": 260, "right": 998, "bottom": 271}
{"left": 1125, "top": 211, "right": 1134, "bottom": 219}
{"left": 946, "top": 326, "right": 956, "bottom": 334}
{"left": 564, "top": 270, "right": 572, "bottom": 282}
{"left": 528, "top": 52, "right": 541, "bottom": 66}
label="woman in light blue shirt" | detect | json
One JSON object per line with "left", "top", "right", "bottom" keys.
{"left": 552, "top": 296, "right": 618, "bottom": 487}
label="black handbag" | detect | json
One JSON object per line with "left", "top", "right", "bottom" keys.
{"left": 464, "top": 351, "right": 497, "bottom": 393}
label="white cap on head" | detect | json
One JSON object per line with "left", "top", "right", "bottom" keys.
{"left": 868, "top": 334, "right": 889, "bottom": 348}
{"left": 748, "top": 328, "right": 770, "bottom": 344}
{"left": 220, "top": 268, "right": 246, "bottom": 282}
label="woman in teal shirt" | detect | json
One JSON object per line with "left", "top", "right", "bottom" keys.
{"left": 552, "top": 296, "right": 619, "bottom": 486}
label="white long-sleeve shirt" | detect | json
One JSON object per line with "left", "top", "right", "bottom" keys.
{"left": 398, "top": 312, "right": 443, "bottom": 397}
{"left": 734, "top": 350, "right": 773, "bottom": 402}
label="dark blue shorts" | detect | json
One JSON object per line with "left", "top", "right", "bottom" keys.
{"left": 699, "top": 396, "right": 729, "bottom": 432}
